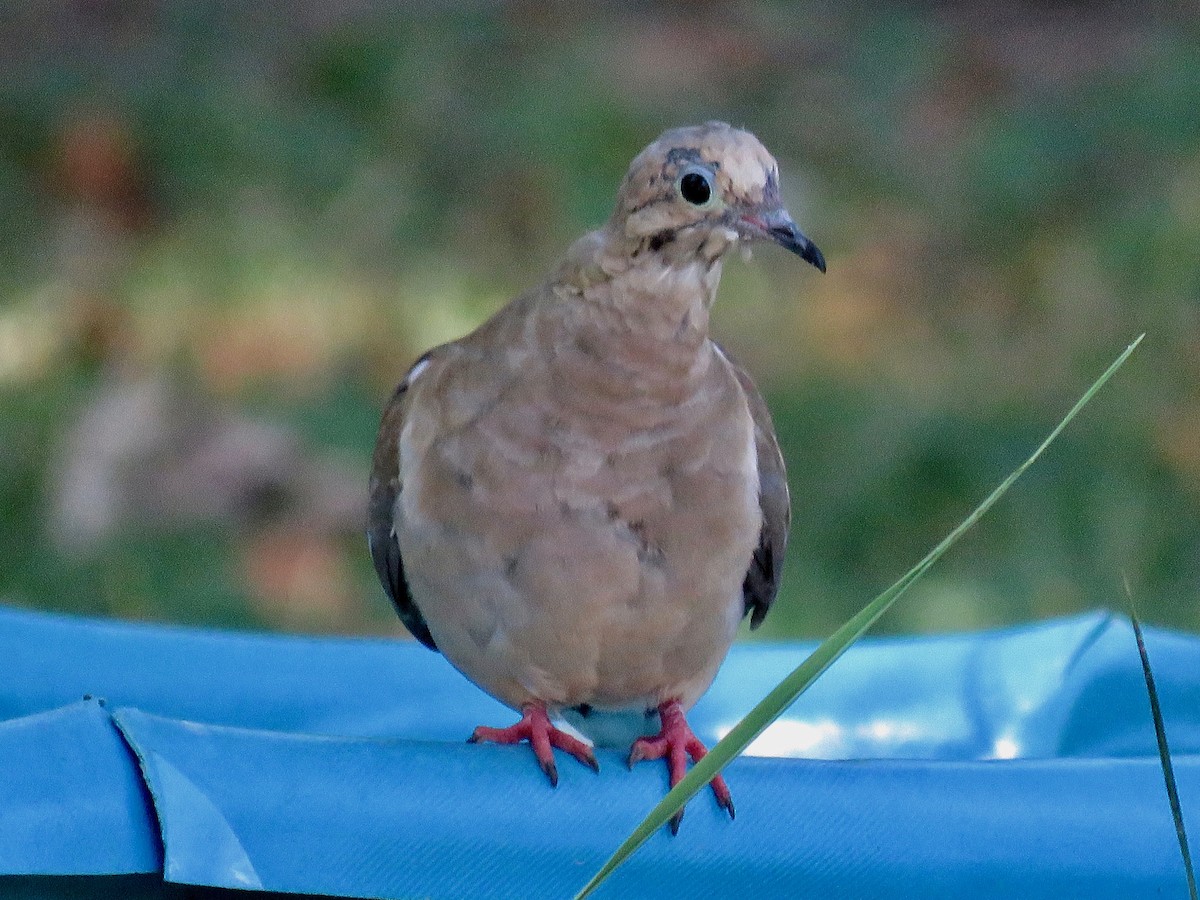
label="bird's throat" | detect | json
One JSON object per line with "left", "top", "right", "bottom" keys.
{"left": 543, "top": 259, "right": 723, "bottom": 412}
{"left": 610, "top": 255, "right": 722, "bottom": 345}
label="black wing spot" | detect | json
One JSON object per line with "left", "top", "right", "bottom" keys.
{"left": 742, "top": 526, "right": 774, "bottom": 629}
{"left": 368, "top": 510, "right": 438, "bottom": 651}
{"left": 648, "top": 230, "right": 675, "bottom": 253}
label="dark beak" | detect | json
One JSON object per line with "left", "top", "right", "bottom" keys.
{"left": 744, "top": 209, "right": 826, "bottom": 273}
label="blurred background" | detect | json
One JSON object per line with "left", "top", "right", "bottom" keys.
{"left": 0, "top": 0, "right": 1197, "bottom": 640}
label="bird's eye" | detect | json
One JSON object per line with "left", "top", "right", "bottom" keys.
{"left": 677, "top": 167, "right": 714, "bottom": 207}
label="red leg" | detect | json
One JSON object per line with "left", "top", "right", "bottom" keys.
{"left": 628, "top": 699, "right": 734, "bottom": 834}
{"left": 468, "top": 703, "right": 599, "bottom": 786}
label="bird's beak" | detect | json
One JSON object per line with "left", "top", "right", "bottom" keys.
{"left": 739, "top": 208, "right": 826, "bottom": 273}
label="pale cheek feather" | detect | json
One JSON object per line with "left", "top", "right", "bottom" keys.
{"left": 719, "top": 151, "right": 771, "bottom": 200}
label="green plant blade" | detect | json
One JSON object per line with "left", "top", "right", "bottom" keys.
{"left": 1126, "top": 593, "right": 1197, "bottom": 899}
{"left": 574, "top": 334, "right": 1144, "bottom": 900}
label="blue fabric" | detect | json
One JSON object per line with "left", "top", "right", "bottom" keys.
{"left": 2, "top": 603, "right": 1198, "bottom": 897}
{"left": 0, "top": 700, "right": 160, "bottom": 877}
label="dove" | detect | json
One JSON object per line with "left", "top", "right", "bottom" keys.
{"left": 368, "top": 121, "right": 825, "bottom": 832}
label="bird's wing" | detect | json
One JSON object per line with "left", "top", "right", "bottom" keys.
{"left": 721, "top": 346, "right": 791, "bottom": 629}
{"left": 367, "top": 353, "right": 438, "bottom": 650}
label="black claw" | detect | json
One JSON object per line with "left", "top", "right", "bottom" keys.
{"left": 466, "top": 733, "right": 480, "bottom": 744}
{"left": 722, "top": 798, "right": 736, "bottom": 821}
{"left": 542, "top": 759, "right": 559, "bottom": 788}
{"left": 669, "top": 809, "right": 684, "bottom": 836}
{"left": 585, "top": 754, "right": 601, "bottom": 774}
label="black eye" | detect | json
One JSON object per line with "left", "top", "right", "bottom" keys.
{"left": 679, "top": 170, "right": 713, "bottom": 206}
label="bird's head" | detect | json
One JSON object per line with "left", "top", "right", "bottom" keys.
{"left": 610, "top": 121, "right": 826, "bottom": 273}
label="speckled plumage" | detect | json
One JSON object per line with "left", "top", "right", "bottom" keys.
{"left": 368, "top": 121, "right": 824, "bottom": 826}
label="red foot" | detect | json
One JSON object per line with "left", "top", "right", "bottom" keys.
{"left": 628, "top": 699, "right": 734, "bottom": 834}
{"left": 468, "top": 703, "right": 599, "bottom": 786}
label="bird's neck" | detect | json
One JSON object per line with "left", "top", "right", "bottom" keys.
{"left": 543, "top": 235, "right": 727, "bottom": 406}
{"left": 573, "top": 226, "right": 729, "bottom": 336}
{"left": 607, "top": 256, "right": 722, "bottom": 343}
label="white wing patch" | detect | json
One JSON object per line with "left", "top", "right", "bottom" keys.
{"left": 404, "top": 356, "right": 431, "bottom": 387}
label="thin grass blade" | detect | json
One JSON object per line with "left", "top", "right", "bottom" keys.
{"left": 574, "top": 334, "right": 1144, "bottom": 900}
{"left": 1126, "top": 592, "right": 1197, "bottom": 900}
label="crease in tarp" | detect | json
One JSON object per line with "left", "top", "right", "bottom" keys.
{"left": 110, "top": 711, "right": 264, "bottom": 892}
{"left": 149, "top": 752, "right": 263, "bottom": 890}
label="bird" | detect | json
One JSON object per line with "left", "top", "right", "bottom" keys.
{"left": 368, "top": 121, "right": 825, "bottom": 832}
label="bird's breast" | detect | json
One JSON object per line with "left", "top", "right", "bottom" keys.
{"left": 396, "top": 340, "right": 761, "bottom": 711}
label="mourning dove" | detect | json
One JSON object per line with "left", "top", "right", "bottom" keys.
{"left": 369, "top": 121, "right": 824, "bottom": 831}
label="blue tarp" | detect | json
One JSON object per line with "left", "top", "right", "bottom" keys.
{"left": 1, "top": 603, "right": 1197, "bottom": 897}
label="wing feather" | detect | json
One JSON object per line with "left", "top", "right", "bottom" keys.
{"left": 722, "top": 347, "right": 791, "bottom": 629}
{"left": 367, "top": 355, "right": 438, "bottom": 651}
